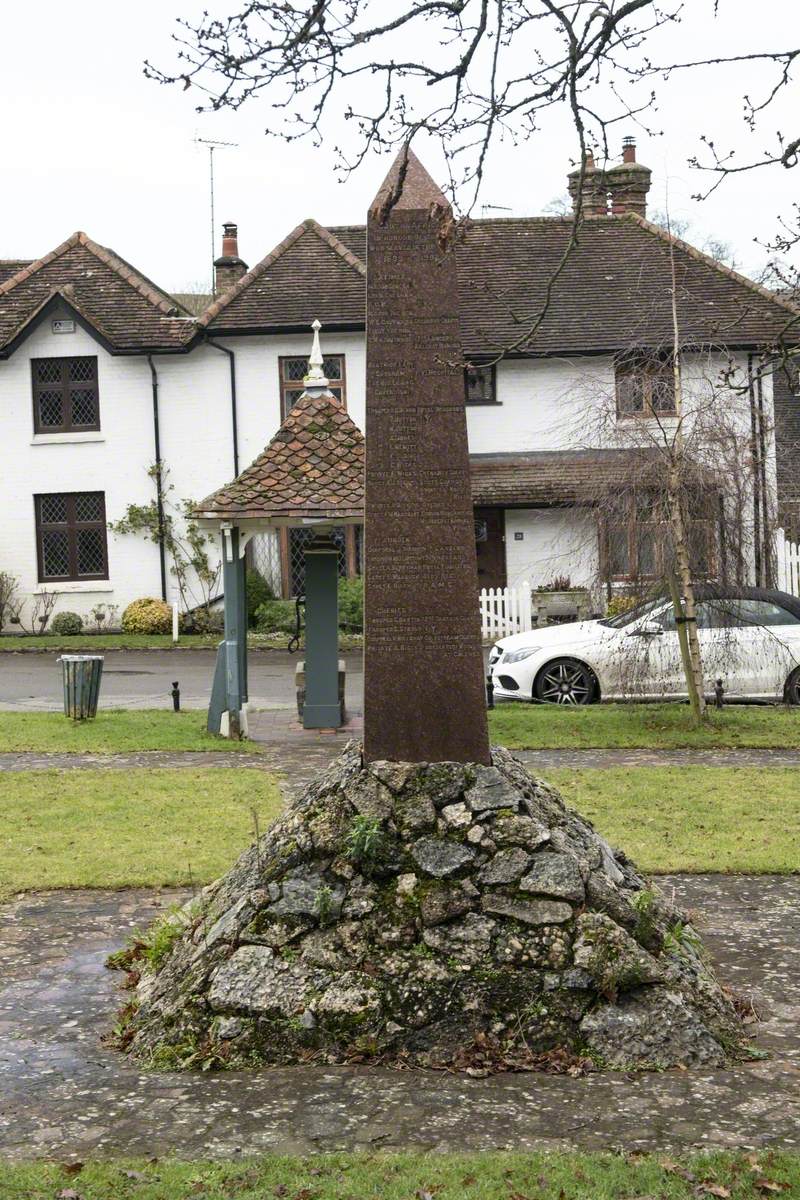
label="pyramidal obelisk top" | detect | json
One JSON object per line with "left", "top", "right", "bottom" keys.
{"left": 363, "top": 145, "right": 491, "bottom": 765}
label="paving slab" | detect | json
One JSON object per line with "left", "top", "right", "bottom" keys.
{"left": 0, "top": 875, "right": 797, "bottom": 1161}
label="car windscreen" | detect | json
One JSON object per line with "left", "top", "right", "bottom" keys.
{"left": 599, "top": 597, "right": 667, "bottom": 629}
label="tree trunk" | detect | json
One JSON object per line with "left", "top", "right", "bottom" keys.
{"left": 666, "top": 465, "right": 707, "bottom": 722}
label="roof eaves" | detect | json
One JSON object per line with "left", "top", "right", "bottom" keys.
{"left": 197, "top": 220, "right": 314, "bottom": 327}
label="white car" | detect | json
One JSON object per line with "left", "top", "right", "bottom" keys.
{"left": 490, "top": 587, "right": 800, "bottom": 705}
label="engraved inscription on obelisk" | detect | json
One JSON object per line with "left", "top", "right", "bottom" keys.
{"left": 364, "top": 149, "right": 491, "bottom": 765}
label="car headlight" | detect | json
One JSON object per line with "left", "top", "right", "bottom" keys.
{"left": 489, "top": 644, "right": 503, "bottom": 663}
{"left": 502, "top": 646, "right": 541, "bottom": 664}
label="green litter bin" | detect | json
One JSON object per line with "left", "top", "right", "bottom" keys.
{"left": 59, "top": 654, "right": 104, "bottom": 720}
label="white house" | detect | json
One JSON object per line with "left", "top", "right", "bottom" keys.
{"left": 0, "top": 143, "right": 797, "bottom": 629}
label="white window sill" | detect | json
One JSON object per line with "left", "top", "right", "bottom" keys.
{"left": 34, "top": 582, "right": 114, "bottom": 594}
{"left": 31, "top": 432, "right": 105, "bottom": 446}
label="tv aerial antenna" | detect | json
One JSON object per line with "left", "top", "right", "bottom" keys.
{"left": 196, "top": 136, "right": 239, "bottom": 295}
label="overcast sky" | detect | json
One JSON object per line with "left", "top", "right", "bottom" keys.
{"left": 3, "top": 1, "right": 796, "bottom": 294}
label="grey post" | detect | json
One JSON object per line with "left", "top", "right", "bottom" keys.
{"left": 302, "top": 534, "right": 341, "bottom": 728}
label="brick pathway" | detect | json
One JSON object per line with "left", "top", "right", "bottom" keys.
{"left": 0, "top": 875, "right": 797, "bottom": 1160}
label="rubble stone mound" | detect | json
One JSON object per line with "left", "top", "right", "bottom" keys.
{"left": 116, "top": 743, "right": 745, "bottom": 1072}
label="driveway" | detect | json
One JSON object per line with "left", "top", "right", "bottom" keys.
{"left": 0, "top": 649, "right": 364, "bottom": 713}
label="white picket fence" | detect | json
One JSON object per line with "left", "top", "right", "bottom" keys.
{"left": 479, "top": 581, "right": 532, "bottom": 641}
{"left": 776, "top": 528, "right": 800, "bottom": 598}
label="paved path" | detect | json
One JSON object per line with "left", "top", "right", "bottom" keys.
{"left": 0, "top": 875, "right": 797, "bottom": 1160}
{"left": 2, "top": 743, "right": 798, "bottom": 778}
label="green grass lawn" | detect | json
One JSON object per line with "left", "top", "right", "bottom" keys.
{"left": 549, "top": 766, "right": 800, "bottom": 873}
{"left": 0, "top": 631, "right": 364, "bottom": 652}
{"left": 0, "top": 710, "right": 259, "bottom": 754}
{"left": 490, "top": 701, "right": 800, "bottom": 749}
{"left": 0, "top": 1151, "right": 796, "bottom": 1199}
{"left": 0, "top": 768, "right": 281, "bottom": 899}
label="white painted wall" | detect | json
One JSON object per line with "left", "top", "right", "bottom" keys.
{"left": 504, "top": 508, "right": 600, "bottom": 594}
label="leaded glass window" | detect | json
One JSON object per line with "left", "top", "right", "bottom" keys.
{"left": 32, "top": 357, "right": 100, "bottom": 433}
{"left": 35, "top": 492, "right": 108, "bottom": 582}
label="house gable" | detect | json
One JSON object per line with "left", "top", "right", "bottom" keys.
{"left": 0, "top": 232, "right": 195, "bottom": 357}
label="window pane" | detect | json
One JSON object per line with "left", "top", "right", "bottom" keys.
{"left": 282, "top": 357, "right": 307, "bottom": 382}
{"left": 68, "top": 358, "right": 95, "bottom": 383}
{"left": 651, "top": 374, "right": 676, "bottom": 413}
{"left": 35, "top": 359, "right": 62, "bottom": 384}
{"left": 323, "top": 357, "right": 343, "bottom": 381}
{"left": 40, "top": 495, "right": 67, "bottom": 524}
{"left": 465, "top": 365, "right": 494, "bottom": 403}
{"left": 637, "top": 527, "right": 657, "bottom": 576}
{"left": 70, "top": 389, "right": 97, "bottom": 426}
{"left": 77, "top": 528, "right": 105, "bottom": 575}
{"left": 38, "top": 392, "right": 63, "bottom": 427}
{"left": 329, "top": 387, "right": 343, "bottom": 405}
{"left": 617, "top": 372, "right": 644, "bottom": 414}
{"left": 74, "top": 493, "right": 103, "bottom": 523}
{"left": 608, "top": 527, "right": 629, "bottom": 575}
{"left": 42, "top": 530, "right": 70, "bottom": 577}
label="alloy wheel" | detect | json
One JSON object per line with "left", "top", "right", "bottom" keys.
{"left": 536, "top": 660, "right": 594, "bottom": 705}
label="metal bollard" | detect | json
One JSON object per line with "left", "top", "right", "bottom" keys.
{"left": 486, "top": 670, "right": 495, "bottom": 709}
{"left": 171, "top": 681, "right": 181, "bottom": 712}
{"left": 714, "top": 678, "right": 724, "bottom": 709}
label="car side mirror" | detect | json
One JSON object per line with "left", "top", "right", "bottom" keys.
{"left": 629, "top": 621, "right": 664, "bottom": 637}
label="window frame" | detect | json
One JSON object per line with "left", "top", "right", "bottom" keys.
{"left": 31, "top": 356, "right": 100, "bottom": 434}
{"left": 615, "top": 353, "right": 676, "bottom": 419}
{"left": 600, "top": 495, "right": 717, "bottom": 585}
{"left": 34, "top": 491, "right": 109, "bottom": 583}
{"left": 464, "top": 361, "right": 499, "bottom": 406}
{"left": 278, "top": 353, "right": 347, "bottom": 420}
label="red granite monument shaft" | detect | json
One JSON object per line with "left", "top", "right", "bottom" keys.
{"left": 363, "top": 149, "right": 491, "bottom": 765}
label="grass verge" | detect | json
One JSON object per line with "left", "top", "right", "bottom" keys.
{"left": 550, "top": 766, "right": 800, "bottom": 873}
{"left": 0, "top": 768, "right": 281, "bottom": 899}
{"left": 0, "top": 710, "right": 260, "bottom": 754}
{"left": 0, "top": 631, "right": 364, "bottom": 652}
{"left": 490, "top": 701, "right": 800, "bottom": 749}
{"left": 0, "top": 1151, "right": 796, "bottom": 1199}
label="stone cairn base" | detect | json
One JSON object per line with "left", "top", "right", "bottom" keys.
{"left": 111, "top": 743, "right": 745, "bottom": 1072}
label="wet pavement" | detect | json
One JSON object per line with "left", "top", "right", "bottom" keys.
{"left": 1, "top": 875, "right": 798, "bottom": 1161}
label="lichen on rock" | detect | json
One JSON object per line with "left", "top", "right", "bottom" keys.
{"left": 111, "top": 741, "right": 746, "bottom": 1073}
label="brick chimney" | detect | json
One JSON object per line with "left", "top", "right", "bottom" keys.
{"left": 213, "top": 222, "right": 248, "bottom": 296}
{"left": 567, "top": 139, "right": 651, "bottom": 218}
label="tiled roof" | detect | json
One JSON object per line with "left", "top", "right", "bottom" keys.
{"left": 0, "top": 260, "right": 32, "bottom": 285}
{"left": 196, "top": 388, "right": 365, "bottom": 521}
{"left": 200, "top": 219, "right": 366, "bottom": 333}
{"left": 204, "top": 214, "right": 798, "bottom": 352}
{"left": 469, "top": 449, "right": 680, "bottom": 506}
{"left": 0, "top": 233, "right": 195, "bottom": 355}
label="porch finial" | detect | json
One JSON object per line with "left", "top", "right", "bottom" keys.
{"left": 304, "top": 318, "right": 329, "bottom": 390}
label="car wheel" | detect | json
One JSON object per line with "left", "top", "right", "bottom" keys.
{"left": 534, "top": 658, "right": 597, "bottom": 705}
{"left": 785, "top": 666, "right": 800, "bottom": 705}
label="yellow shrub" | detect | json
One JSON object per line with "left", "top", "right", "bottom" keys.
{"left": 121, "top": 598, "right": 173, "bottom": 635}
{"left": 605, "top": 593, "right": 641, "bottom": 619}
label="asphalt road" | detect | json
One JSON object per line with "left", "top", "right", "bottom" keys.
{"left": 0, "top": 649, "right": 365, "bottom": 713}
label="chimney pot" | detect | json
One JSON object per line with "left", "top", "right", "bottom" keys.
{"left": 622, "top": 136, "right": 636, "bottom": 164}
{"left": 214, "top": 221, "right": 248, "bottom": 296}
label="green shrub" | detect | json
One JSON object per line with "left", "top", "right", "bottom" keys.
{"left": 185, "top": 607, "right": 223, "bottom": 635}
{"left": 51, "top": 611, "right": 84, "bottom": 636}
{"left": 121, "top": 597, "right": 173, "bottom": 635}
{"left": 255, "top": 599, "right": 297, "bottom": 635}
{"left": 246, "top": 569, "right": 274, "bottom": 628}
{"left": 605, "top": 593, "right": 641, "bottom": 618}
{"left": 338, "top": 576, "right": 363, "bottom": 631}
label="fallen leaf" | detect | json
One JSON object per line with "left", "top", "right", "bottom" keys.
{"left": 57, "top": 1191, "right": 82, "bottom": 1200}
{"left": 695, "top": 1184, "right": 731, "bottom": 1198}
{"left": 753, "top": 1181, "right": 789, "bottom": 1194}
{"left": 416, "top": 1192, "right": 434, "bottom": 1200}
{"left": 61, "top": 1163, "right": 84, "bottom": 1177}
{"left": 461, "top": 1177, "right": 477, "bottom": 1187}
{"left": 274, "top": 1189, "right": 288, "bottom": 1199}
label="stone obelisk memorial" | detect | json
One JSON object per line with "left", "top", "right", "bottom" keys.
{"left": 364, "top": 149, "right": 491, "bottom": 765}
